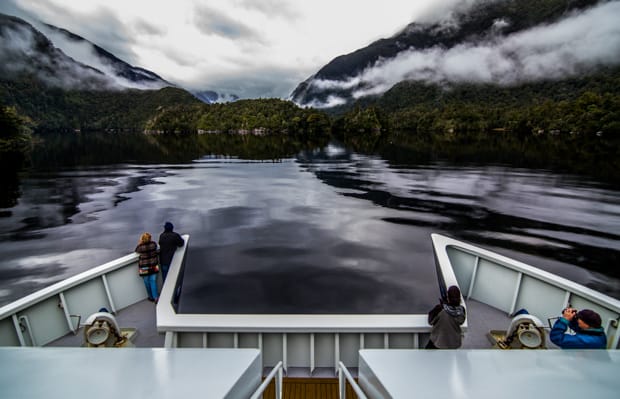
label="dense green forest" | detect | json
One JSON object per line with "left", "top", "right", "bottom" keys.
{"left": 144, "top": 98, "right": 331, "bottom": 139}
{"left": 0, "top": 105, "right": 33, "bottom": 208}
{"left": 0, "top": 105, "right": 33, "bottom": 163}
{"left": 0, "top": 78, "right": 332, "bottom": 139}
{"left": 333, "top": 67, "right": 620, "bottom": 139}
{"left": 0, "top": 79, "right": 201, "bottom": 131}
{"left": 2, "top": 65, "right": 620, "bottom": 184}
{"left": 327, "top": 67, "right": 620, "bottom": 183}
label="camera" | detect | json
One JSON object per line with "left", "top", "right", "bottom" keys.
{"left": 563, "top": 307, "right": 578, "bottom": 318}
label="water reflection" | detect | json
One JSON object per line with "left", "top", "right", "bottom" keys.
{"left": 0, "top": 133, "right": 618, "bottom": 312}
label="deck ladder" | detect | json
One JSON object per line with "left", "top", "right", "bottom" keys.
{"left": 250, "top": 361, "right": 283, "bottom": 399}
{"left": 338, "top": 361, "right": 367, "bottom": 399}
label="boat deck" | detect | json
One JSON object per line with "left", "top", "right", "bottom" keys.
{"left": 48, "top": 299, "right": 164, "bottom": 347}
{"left": 46, "top": 298, "right": 561, "bottom": 399}
{"left": 49, "top": 297, "right": 525, "bottom": 350}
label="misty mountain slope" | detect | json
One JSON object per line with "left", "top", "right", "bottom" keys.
{"left": 0, "top": 14, "right": 203, "bottom": 131}
{"left": 291, "top": 0, "right": 617, "bottom": 107}
{"left": 0, "top": 13, "right": 114, "bottom": 90}
{"left": 38, "top": 20, "right": 241, "bottom": 103}
{"left": 191, "top": 90, "right": 240, "bottom": 104}
{"left": 377, "top": 65, "right": 620, "bottom": 111}
{"left": 39, "top": 23, "right": 169, "bottom": 90}
{"left": 0, "top": 13, "right": 171, "bottom": 91}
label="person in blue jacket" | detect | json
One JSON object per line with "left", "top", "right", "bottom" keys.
{"left": 550, "top": 307, "right": 607, "bottom": 349}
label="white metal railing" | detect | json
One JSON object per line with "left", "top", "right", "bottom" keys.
{"left": 338, "top": 361, "right": 367, "bottom": 399}
{"left": 431, "top": 234, "right": 620, "bottom": 315}
{"left": 249, "top": 361, "right": 283, "bottom": 399}
{"left": 431, "top": 233, "right": 620, "bottom": 349}
{"left": 1, "top": 235, "right": 190, "bottom": 347}
{"left": 0, "top": 253, "right": 138, "bottom": 320}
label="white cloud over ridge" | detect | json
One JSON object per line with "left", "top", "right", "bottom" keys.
{"left": 308, "top": 1, "right": 620, "bottom": 104}
{"left": 2, "top": 0, "right": 618, "bottom": 99}
{"left": 37, "top": 25, "right": 168, "bottom": 90}
{"left": 0, "top": 22, "right": 118, "bottom": 90}
{"left": 0, "top": 0, "right": 431, "bottom": 98}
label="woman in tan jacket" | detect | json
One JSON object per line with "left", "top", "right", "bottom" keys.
{"left": 135, "top": 232, "right": 159, "bottom": 303}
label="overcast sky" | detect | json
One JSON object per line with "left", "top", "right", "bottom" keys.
{"left": 0, "top": 0, "right": 460, "bottom": 98}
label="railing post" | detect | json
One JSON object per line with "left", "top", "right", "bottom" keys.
{"left": 467, "top": 256, "right": 480, "bottom": 299}
{"left": 249, "top": 361, "right": 283, "bottom": 399}
{"left": 338, "top": 364, "right": 346, "bottom": 399}
{"left": 58, "top": 292, "right": 75, "bottom": 333}
{"left": 276, "top": 364, "right": 283, "bottom": 399}
{"left": 11, "top": 314, "right": 26, "bottom": 346}
{"left": 338, "top": 361, "right": 368, "bottom": 399}
{"left": 18, "top": 315, "right": 36, "bottom": 346}
{"left": 101, "top": 274, "right": 117, "bottom": 314}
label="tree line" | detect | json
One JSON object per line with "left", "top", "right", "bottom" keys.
{"left": 143, "top": 98, "right": 331, "bottom": 140}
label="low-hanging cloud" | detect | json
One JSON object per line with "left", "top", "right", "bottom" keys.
{"left": 134, "top": 19, "right": 167, "bottom": 37}
{"left": 307, "top": 1, "right": 620, "bottom": 104}
{"left": 413, "top": 0, "right": 493, "bottom": 25}
{"left": 234, "top": 0, "right": 300, "bottom": 20}
{"left": 194, "top": 4, "right": 261, "bottom": 42}
{"left": 190, "top": 65, "right": 303, "bottom": 99}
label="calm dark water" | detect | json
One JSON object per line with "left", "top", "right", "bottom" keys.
{"left": 0, "top": 133, "right": 618, "bottom": 313}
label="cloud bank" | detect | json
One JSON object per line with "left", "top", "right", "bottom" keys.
{"left": 305, "top": 1, "right": 620, "bottom": 106}
{"left": 0, "top": 0, "right": 428, "bottom": 98}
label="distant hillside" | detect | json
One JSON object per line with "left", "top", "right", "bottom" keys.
{"left": 0, "top": 79, "right": 202, "bottom": 131}
{"left": 291, "top": 0, "right": 613, "bottom": 107}
{"left": 191, "top": 90, "right": 240, "bottom": 104}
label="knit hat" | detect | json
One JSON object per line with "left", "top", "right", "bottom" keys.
{"left": 447, "top": 285, "right": 461, "bottom": 306}
{"left": 576, "top": 309, "right": 602, "bottom": 328}
{"left": 164, "top": 222, "right": 174, "bottom": 232}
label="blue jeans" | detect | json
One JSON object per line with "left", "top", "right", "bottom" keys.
{"left": 161, "top": 264, "right": 170, "bottom": 282}
{"left": 142, "top": 274, "right": 158, "bottom": 300}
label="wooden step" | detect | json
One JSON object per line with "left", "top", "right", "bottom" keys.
{"left": 262, "top": 377, "right": 360, "bottom": 399}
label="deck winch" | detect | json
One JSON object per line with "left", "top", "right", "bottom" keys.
{"left": 83, "top": 312, "right": 134, "bottom": 347}
{"left": 489, "top": 314, "right": 547, "bottom": 349}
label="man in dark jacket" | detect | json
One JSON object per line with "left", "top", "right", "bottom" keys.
{"left": 550, "top": 308, "right": 607, "bottom": 349}
{"left": 158, "top": 221, "right": 184, "bottom": 282}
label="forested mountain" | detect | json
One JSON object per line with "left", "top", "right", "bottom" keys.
{"left": 290, "top": 0, "right": 614, "bottom": 108}
{"left": 0, "top": 13, "right": 201, "bottom": 131}
{"left": 0, "top": 13, "right": 243, "bottom": 130}
{"left": 285, "top": 0, "right": 620, "bottom": 147}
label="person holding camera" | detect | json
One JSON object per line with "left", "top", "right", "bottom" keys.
{"left": 425, "top": 285, "right": 466, "bottom": 349}
{"left": 549, "top": 307, "right": 607, "bottom": 349}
